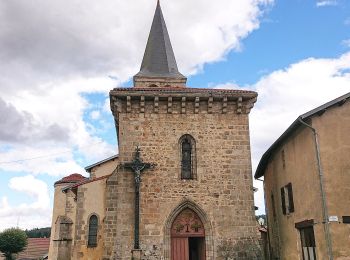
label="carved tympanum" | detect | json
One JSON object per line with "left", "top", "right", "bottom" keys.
{"left": 171, "top": 208, "right": 205, "bottom": 237}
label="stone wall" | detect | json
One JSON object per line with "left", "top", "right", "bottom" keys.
{"left": 106, "top": 91, "right": 259, "bottom": 260}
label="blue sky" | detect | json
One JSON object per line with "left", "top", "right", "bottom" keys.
{"left": 0, "top": 0, "right": 349, "bottom": 230}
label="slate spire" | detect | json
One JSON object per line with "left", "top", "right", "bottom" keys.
{"left": 134, "top": 1, "right": 187, "bottom": 88}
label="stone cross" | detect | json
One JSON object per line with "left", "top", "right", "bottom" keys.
{"left": 122, "top": 146, "right": 156, "bottom": 250}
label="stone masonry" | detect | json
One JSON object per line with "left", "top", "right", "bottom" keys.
{"left": 102, "top": 88, "right": 260, "bottom": 259}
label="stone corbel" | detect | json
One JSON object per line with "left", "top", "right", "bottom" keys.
{"left": 237, "top": 97, "right": 243, "bottom": 114}
{"left": 195, "top": 97, "right": 200, "bottom": 114}
{"left": 154, "top": 96, "right": 159, "bottom": 113}
{"left": 222, "top": 97, "right": 228, "bottom": 114}
{"left": 127, "top": 96, "right": 131, "bottom": 113}
{"left": 181, "top": 97, "right": 186, "bottom": 114}
{"left": 245, "top": 97, "right": 257, "bottom": 114}
{"left": 140, "top": 96, "right": 145, "bottom": 113}
{"left": 168, "top": 97, "right": 173, "bottom": 114}
{"left": 208, "top": 97, "right": 213, "bottom": 114}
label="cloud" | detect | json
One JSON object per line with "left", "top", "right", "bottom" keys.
{"left": 0, "top": 0, "right": 274, "bottom": 227}
{"left": 214, "top": 52, "right": 350, "bottom": 214}
{"left": 0, "top": 0, "right": 272, "bottom": 173}
{"left": 0, "top": 175, "right": 51, "bottom": 230}
{"left": 90, "top": 110, "right": 101, "bottom": 120}
{"left": 0, "top": 146, "right": 86, "bottom": 177}
{"left": 316, "top": 0, "right": 338, "bottom": 7}
{"left": 0, "top": 98, "right": 68, "bottom": 143}
{"left": 342, "top": 39, "right": 350, "bottom": 48}
{"left": 0, "top": 0, "right": 273, "bottom": 91}
{"left": 212, "top": 82, "right": 242, "bottom": 90}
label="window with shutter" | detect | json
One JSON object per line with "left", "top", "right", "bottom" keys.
{"left": 287, "top": 183, "right": 295, "bottom": 213}
{"left": 281, "top": 187, "right": 286, "bottom": 215}
{"left": 281, "top": 183, "right": 295, "bottom": 215}
{"left": 88, "top": 215, "right": 98, "bottom": 247}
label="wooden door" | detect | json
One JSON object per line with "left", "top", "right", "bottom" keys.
{"left": 171, "top": 208, "right": 205, "bottom": 260}
{"left": 172, "top": 237, "right": 189, "bottom": 260}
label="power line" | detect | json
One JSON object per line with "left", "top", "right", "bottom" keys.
{"left": 0, "top": 141, "right": 106, "bottom": 165}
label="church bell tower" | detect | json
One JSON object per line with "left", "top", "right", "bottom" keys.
{"left": 107, "top": 1, "right": 260, "bottom": 259}
{"left": 133, "top": 0, "right": 186, "bottom": 88}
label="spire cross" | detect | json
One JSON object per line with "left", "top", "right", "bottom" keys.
{"left": 122, "top": 146, "right": 156, "bottom": 250}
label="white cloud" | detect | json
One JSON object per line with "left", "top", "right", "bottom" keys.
{"left": 0, "top": 0, "right": 273, "bottom": 92}
{"left": 342, "top": 39, "right": 350, "bottom": 48}
{"left": 212, "top": 82, "right": 242, "bottom": 90}
{"left": 103, "top": 98, "right": 111, "bottom": 113}
{"left": 214, "top": 52, "right": 350, "bottom": 214}
{"left": 0, "top": 0, "right": 271, "bottom": 173}
{"left": 90, "top": 110, "right": 101, "bottom": 120}
{"left": 0, "top": 0, "right": 273, "bottom": 227}
{"left": 316, "top": 0, "right": 338, "bottom": 7}
{"left": 0, "top": 146, "right": 86, "bottom": 177}
{"left": 0, "top": 175, "right": 51, "bottom": 230}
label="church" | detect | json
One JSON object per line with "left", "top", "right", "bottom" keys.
{"left": 48, "top": 2, "right": 260, "bottom": 259}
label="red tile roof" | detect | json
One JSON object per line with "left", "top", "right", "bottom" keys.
{"left": 54, "top": 173, "right": 87, "bottom": 185}
{"left": 62, "top": 174, "right": 112, "bottom": 192}
{"left": 112, "top": 87, "right": 257, "bottom": 95}
{"left": 17, "top": 238, "right": 50, "bottom": 260}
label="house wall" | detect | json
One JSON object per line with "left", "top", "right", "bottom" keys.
{"left": 264, "top": 99, "right": 350, "bottom": 260}
{"left": 264, "top": 127, "right": 327, "bottom": 259}
{"left": 89, "top": 158, "right": 119, "bottom": 179}
{"left": 105, "top": 95, "right": 260, "bottom": 260}
{"left": 73, "top": 179, "right": 107, "bottom": 260}
{"left": 312, "top": 100, "right": 350, "bottom": 259}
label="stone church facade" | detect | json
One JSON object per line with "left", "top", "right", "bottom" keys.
{"left": 49, "top": 2, "right": 260, "bottom": 260}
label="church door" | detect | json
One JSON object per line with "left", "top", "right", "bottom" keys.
{"left": 171, "top": 208, "right": 206, "bottom": 260}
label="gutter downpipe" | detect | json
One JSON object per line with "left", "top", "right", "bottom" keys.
{"left": 298, "top": 117, "right": 333, "bottom": 260}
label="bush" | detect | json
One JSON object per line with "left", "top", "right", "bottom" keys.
{"left": 0, "top": 228, "right": 28, "bottom": 260}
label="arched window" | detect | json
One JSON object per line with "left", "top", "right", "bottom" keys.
{"left": 88, "top": 215, "right": 98, "bottom": 247}
{"left": 179, "top": 135, "right": 196, "bottom": 180}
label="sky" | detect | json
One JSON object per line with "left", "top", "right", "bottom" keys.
{"left": 0, "top": 0, "right": 349, "bottom": 230}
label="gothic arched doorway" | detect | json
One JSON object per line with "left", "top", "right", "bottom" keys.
{"left": 171, "top": 208, "right": 206, "bottom": 260}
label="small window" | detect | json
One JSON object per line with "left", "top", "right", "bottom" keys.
{"left": 179, "top": 135, "right": 196, "bottom": 180}
{"left": 299, "top": 226, "right": 317, "bottom": 260}
{"left": 88, "top": 215, "right": 98, "bottom": 247}
{"left": 281, "top": 183, "right": 294, "bottom": 215}
{"left": 281, "top": 150, "right": 286, "bottom": 169}
{"left": 343, "top": 216, "right": 350, "bottom": 224}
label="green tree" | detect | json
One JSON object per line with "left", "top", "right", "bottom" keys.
{"left": 0, "top": 228, "right": 28, "bottom": 260}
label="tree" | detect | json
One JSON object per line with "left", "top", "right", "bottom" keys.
{"left": 25, "top": 227, "right": 51, "bottom": 238}
{"left": 0, "top": 228, "right": 28, "bottom": 260}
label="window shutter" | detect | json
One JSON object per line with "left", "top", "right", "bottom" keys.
{"left": 287, "top": 183, "right": 295, "bottom": 213}
{"left": 280, "top": 187, "right": 286, "bottom": 215}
